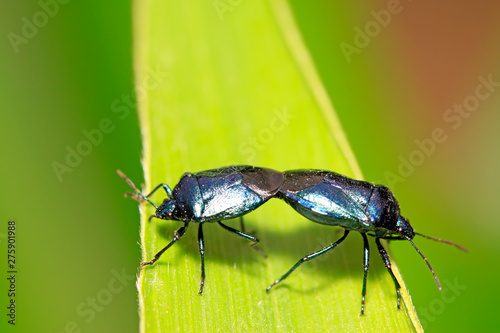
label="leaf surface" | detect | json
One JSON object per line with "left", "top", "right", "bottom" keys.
{"left": 134, "top": 1, "right": 422, "bottom": 331}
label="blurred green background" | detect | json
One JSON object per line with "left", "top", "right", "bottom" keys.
{"left": 1, "top": 1, "right": 499, "bottom": 332}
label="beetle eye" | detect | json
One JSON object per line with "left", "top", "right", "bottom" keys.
{"left": 397, "top": 227, "right": 404, "bottom": 236}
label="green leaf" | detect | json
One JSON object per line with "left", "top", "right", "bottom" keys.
{"left": 134, "top": 0, "right": 422, "bottom": 331}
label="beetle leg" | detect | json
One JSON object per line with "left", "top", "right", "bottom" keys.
{"left": 239, "top": 216, "right": 246, "bottom": 233}
{"left": 124, "top": 183, "right": 172, "bottom": 202}
{"left": 361, "top": 233, "right": 370, "bottom": 315}
{"left": 140, "top": 223, "right": 188, "bottom": 267}
{"left": 217, "top": 221, "right": 267, "bottom": 258}
{"left": 375, "top": 238, "right": 401, "bottom": 310}
{"left": 144, "top": 183, "right": 173, "bottom": 199}
{"left": 239, "top": 216, "right": 259, "bottom": 234}
{"left": 266, "top": 229, "right": 350, "bottom": 292}
{"left": 198, "top": 223, "right": 206, "bottom": 295}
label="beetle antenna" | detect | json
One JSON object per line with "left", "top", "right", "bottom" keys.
{"left": 407, "top": 237, "right": 442, "bottom": 291}
{"left": 415, "top": 232, "right": 468, "bottom": 252}
{"left": 117, "top": 170, "right": 158, "bottom": 209}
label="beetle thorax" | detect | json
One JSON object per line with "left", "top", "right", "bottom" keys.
{"left": 366, "top": 185, "right": 401, "bottom": 236}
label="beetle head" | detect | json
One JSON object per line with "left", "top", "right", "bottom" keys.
{"left": 387, "top": 216, "right": 466, "bottom": 293}
{"left": 154, "top": 199, "right": 176, "bottom": 220}
{"left": 395, "top": 216, "right": 415, "bottom": 240}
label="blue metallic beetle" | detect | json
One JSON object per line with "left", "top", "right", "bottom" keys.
{"left": 118, "top": 166, "right": 284, "bottom": 294}
{"left": 266, "top": 169, "right": 467, "bottom": 314}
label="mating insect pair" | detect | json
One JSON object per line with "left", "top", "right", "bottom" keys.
{"left": 118, "top": 165, "right": 466, "bottom": 314}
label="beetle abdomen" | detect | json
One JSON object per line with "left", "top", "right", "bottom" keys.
{"left": 278, "top": 170, "right": 375, "bottom": 230}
